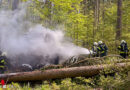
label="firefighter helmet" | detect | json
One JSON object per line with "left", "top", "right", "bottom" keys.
{"left": 98, "top": 41, "right": 103, "bottom": 44}
{"left": 121, "top": 40, "right": 126, "bottom": 44}
{"left": 2, "top": 52, "right": 7, "bottom": 56}
{"left": 94, "top": 42, "right": 98, "bottom": 46}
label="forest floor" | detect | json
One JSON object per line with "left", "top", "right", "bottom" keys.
{"left": 1, "top": 56, "right": 130, "bottom": 90}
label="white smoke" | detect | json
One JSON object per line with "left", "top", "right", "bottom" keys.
{"left": 0, "top": 3, "right": 90, "bottom": 66}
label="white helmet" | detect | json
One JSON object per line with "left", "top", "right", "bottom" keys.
{"left": 98, "top": 41, "right": 103, "bottom": 44}
{"left": 2, "top": 52, "right": 7, "bottom": 56}
{"left": 94, "top": 42, "right": 98, "bottom": 46}
{"left": 121, "top": 40, "right": 126, "bottom": 43}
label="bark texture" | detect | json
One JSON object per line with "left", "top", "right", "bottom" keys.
{"left": 0, "top": 62, "right": 130, "bottom": 82}
{"left": 116, "top": 0, "right": 122, "bottom": 40}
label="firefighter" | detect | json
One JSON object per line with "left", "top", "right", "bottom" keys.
{"left": 97, "top": 41, "right": 108, "bottom": 57}
{"left": 92, "top": 42, "right": 99, "bottom": 57}
{"left": 0, "top": 52, "right": 7, "bottom": 74}
{"left": 118, "top": 40, "right": 129, "bottom": 58}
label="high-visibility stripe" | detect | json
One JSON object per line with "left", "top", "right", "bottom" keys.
{"left": 1, "top": 59, "right": 5, "bottom": 63}
{"left": 0, "top": 59, "right": 6, "bottom": 65}
{"left": 101, "top": 51, "right": 105, "bottom": 53}
{"left": 0, "top": 66, "right": 4, "bottom": 68}
{"left": 98, "top": 48, "right": 101, "bottom": 50}
{"left": 120, "top": 52, "right": 125, "bottom": 53}
{"left": 118, "top": 46, "right": 121, "bottom": 48}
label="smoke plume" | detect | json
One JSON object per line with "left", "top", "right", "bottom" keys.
{"left": 0, "top": 3, "right": 90, "bottom": 68}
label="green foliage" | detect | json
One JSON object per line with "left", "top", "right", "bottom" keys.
{"left": 6, "top": 59, "right": 130, "bottom": 90}
{"left": 98, "top": 74, "right": 125, "bottom": 90}
{"left": 6, "top": 70, "right": 129, "bottom": 90}
{"left": 28, "top": 0, "right": 130, "bottom": 51}
{"left": 1, "top": 0, "right": 130, "bottom": 90}
{"left": 2, "top": 0, "right": 130, "bottom": 50}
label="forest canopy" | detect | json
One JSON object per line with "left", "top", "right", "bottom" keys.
{"left": 0, "top": 0, "right": 130, "bottom": 90}
{"left": 1, "top": 0, "right": 129, "bottom": 52}
{"left": 20, "top": 0, "right": 130, "bottom": 53}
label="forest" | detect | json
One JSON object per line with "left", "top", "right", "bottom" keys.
{"left": 0, "top": 0, "right": 130, "bottom": 90}
{"left": 27, "top": 0, "right": 130, "bottom": 50}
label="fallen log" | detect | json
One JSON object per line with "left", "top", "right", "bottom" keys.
{"left": 62, "top": 54, "right": 125, "bottom": 67}
{"left": 67, "top": 58, "right": 130, "bottom": 67}
{"left": 0, "top": 62, "right": 130, "bottom": 82}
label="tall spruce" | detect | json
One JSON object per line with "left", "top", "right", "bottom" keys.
{"left": 116, "top": 0, "right": 122, "bottom": 40}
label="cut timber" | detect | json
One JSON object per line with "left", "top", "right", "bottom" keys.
{"left": 0, "top": 62, "right": 130, "bottom": 82}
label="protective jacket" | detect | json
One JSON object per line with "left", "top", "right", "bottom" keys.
{"left": 92, "top": 45, "right": 99, "bottom": 57}
{"left": 0, "top": 56, "right": 6, "bottom": 73}
{"left": 97, "top": 43, "right": 108, "bottom": 57}
{"left": 118, "top": 43, "right": 129, "bottom": 58}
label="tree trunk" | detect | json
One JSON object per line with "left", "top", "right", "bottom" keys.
{"left": 0, "top": 0, "right": 2, "bottom": 5}
{"left": 102, "top": 0, "right": 105, "bottom": 39}
{"left": 0, "top": 62, "right": 130, "bottom": 82}
{"left": 116, "top": 0, "right": 122, "bottom": 40}
{"left": 93, "top": 0, "right": 100, "bottom": 41}
{"left": 12, "top": 0, "right": 19, "bottom": 10}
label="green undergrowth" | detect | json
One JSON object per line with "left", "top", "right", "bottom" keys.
{"left": 5, "top": 65, "right": 130, "bottom": 90}
{"left": 4, "top": 57, "right": 130, "bottom": 90}
{"left": 40, "top": 56, "right": 130, "bottom": 70}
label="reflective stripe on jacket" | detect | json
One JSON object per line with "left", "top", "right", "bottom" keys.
{"left": 0, "top": 65, "right": 5, "bottom": 69}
